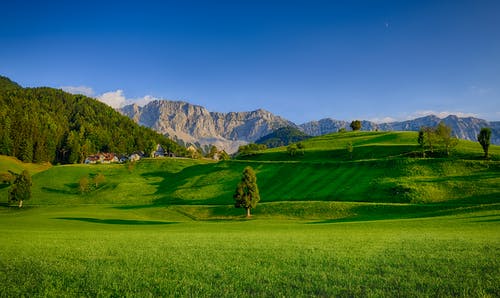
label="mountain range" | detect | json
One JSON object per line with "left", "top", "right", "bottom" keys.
{"left": 120, "top": 100, "right": 500, "bottom": 153}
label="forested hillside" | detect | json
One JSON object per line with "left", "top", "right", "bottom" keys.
{"left": 255, "top": 126, "right": 311, "bottom": 148}
{"left": 0, "top": 76, "right": 185, "bottom": 164}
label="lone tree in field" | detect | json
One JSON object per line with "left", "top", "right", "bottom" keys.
{"left": 8, "top": 170, "right": 32, "bottom": 208}
{"left": 296, "top": 142, "right": 306, "bottom": 155}
{"left": 417, "top": 129, "right": 426, "bottom": 157}
{"left": 478, "top": 127, "right": 491, "bottom": 159}
{"left": 79, "top": 176, "right": 90, "bottom": 193}
{"left": 350, "top": 120, "right": 362, "bottom": 131}
{"left": 346, "top": 141, "right": 353, "bottom": 159}
{"left": 233, "top": 166, "right": 260, "bottom": 217}
{"left": 287, "top": 143, "right": 298, "bottom": 157}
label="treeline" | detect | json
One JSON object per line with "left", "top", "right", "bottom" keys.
{"left": 0, "top": 76, "right": 185, "bottom": 164}
{"left": 237, "top": 143, "right": 267, "bottom": 156}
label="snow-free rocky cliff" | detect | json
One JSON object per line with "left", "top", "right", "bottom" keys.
{"left": 120, "top": 100, "right": 500, "bottom": 153}
{"left": 120, "top": 100, "right": 295, "bottom": 153}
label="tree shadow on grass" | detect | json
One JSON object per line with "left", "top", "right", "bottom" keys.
{"left": 473, "top": 218, "right": 500, "bottom": 223}
{"left": 307, "top": 201, "right": 500, "bottom": 224}
{"left": 55, "top": 217, "right": 177, "bottom": 225}
{"left": 42, "top": 182, "right": 119, "bottom": 196}
{"left": 42, "top": 186, "right": 76, "bottom": 195}
{"left": 140, "top": 163, "right": 242, "bottom": 206}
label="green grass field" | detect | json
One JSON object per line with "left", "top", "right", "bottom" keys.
{"left": 0, "top": 206, "right": 499, "bottom": 297}
{"left": 0, "top": 131, "right": 499, "bottom": 296}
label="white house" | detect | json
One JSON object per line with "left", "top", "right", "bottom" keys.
{"left": 129, "top": 153, "right": 141, "bottom": 162}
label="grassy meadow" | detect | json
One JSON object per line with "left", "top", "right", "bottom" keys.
{"left": 1, "top": 206, "right": 499, "bottom": 297}
{"left": 1, "top": 131, "right": 499, "bottom": 296}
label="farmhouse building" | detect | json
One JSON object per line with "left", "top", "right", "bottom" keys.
{"left": 84, "top": 153, "right": 119, "bottom": 164}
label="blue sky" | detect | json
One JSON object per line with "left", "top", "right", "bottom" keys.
{"left": 1, "top": 0, "right": 499, "bottom": 123}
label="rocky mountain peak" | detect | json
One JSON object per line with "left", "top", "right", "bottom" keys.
{"left": 120, "top": 100, "right": 500, "bottom": 152}
{"left": 120, "top": 100, "right": 294, "bottom": 153}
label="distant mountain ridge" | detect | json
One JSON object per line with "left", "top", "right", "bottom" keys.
{"left": 121, "top": 100, "right": 295, "bottom": 153}
{"left": 120, "top": 99, "right": 500, "bottom": 151}
{"left": 300, "top": 115, "right": 500, "bottom": 145}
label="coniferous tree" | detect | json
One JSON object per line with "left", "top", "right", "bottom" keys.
{"left": 20, "top": 138, "right": 34, "bottom": 163}
{"left": 233, "top": 166, "right": 260, "bottom": 217}
{"left": 0, "top": 116, "right": 13, "bottom": 155}
{"left": 418, "top": 129, "right": 426, "bottom": 157}
{"left": 478, "top": 128, "right": 491, "bottom": 159}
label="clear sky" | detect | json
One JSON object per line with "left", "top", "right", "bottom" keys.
{"left": 1, "top": 0, "right": 499, "bottom": 123}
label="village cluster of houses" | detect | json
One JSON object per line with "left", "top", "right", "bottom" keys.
{"left": 84, "top": 144, "right": 170, "bottom": 164}
{"left": 84, "top": 152, "right": 142, "bottom": 164}
{"left": 83, "top": 144, "right": 222, "bottom": 164}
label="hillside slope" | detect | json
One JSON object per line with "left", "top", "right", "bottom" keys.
{"left": 255, "top": 126, "right": 311, "bottom": 148}
{"left": 2, "top": 132, "right": 498, "bottom": 219}
{"left": 0, "top": 76, "right": 184, "bottom": 164}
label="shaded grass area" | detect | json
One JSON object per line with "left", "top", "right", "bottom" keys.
{"left": 55, "top": 217, "right": 176, "bottom": 225}
{"left": 157, "top": 201, "right": 500, "bottom": 222}
{"left": 0, "top": 206, "right": 498, "bottom": 297}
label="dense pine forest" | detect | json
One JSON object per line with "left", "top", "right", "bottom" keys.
{"left": 0, "top": 76, "right": 185, "bottom": 164}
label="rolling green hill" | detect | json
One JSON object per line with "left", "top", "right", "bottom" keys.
{"left": 1, "top": 131, "right": 499, "bottom": 297}
{"left": 2, "top": 131, "right": 498, "bottom": 220}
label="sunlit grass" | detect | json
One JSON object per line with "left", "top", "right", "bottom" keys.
{"left": 0, "top": 206, "right": 498, "bottom": 297}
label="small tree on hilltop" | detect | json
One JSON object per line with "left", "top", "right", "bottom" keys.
{"left": 207, "top": 145, "right": 218, "bottom": 159}
{"left": 219, "top": 150, "right": 230, "bottom": 161}
{"left": 296, "top": 142, "right": 305, "bottom": 155}
{"left": 422, "top": 126, "right": 437, "bottom": 153}
{"left": 350, "top": 120, "right": 361, "bottom": 131}
{"left": 435, "top": 122, "right": 458, "bottom": 156}
{"left": 93, "top": 173, "right": 105, "bottom": 188}
{"left": 287, "top": 143, "right": 298, "bottom": 157}
{"left": 79, "top": 176, "right": 90, "bottom": 193}
{"left": 9, "top": 170, "right": 32, "bottom": 208}
{"left": 233, "top": 166, "right": 260, "bottom": 217}
{"left": 418, "top": 129, "right": 426, "bottom": 157}
{"left": 346, "top": 141, "right": 353, "bottom": 159}
{"left": 478, "top": 127, "right": 491, "bottom": 159}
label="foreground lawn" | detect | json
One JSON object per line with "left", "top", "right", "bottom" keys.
{"left": 0, "top": 206, "right": 498, "bottom": 297}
